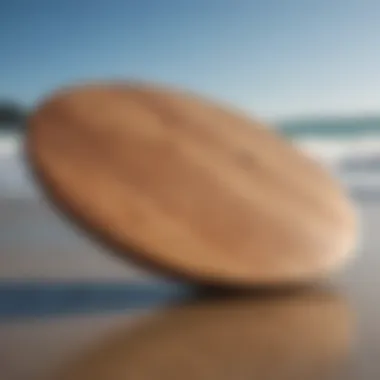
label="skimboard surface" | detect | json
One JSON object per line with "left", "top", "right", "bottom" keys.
{"left": 26, "top": 81, "right": 357, "bottom": 286}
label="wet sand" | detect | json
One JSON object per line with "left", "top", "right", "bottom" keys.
{"left": 0, "top": 198, "right": 156, "bottom": 281}
{"left": 0, "top": 196, "right": 380, "bottom": 379}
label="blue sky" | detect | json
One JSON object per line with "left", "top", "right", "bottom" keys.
{"left": 1, "top": 0, "right": 379, "bottom": 119}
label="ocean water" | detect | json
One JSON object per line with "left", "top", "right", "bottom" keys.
{"left": 0, "top": 118, "right": 379, "bottom": 280}
{"left": 1, "top": 117, "right": 380, "bottom": 199}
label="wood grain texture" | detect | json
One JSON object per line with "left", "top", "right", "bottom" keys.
{"left": 56, "top": 290, "right": 352, "bottom": 380}
{"left": 26, "top": 81, "right": 357, "bottom": 286}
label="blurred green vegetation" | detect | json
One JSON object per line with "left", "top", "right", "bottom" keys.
{"left": 0, "top": 101, "right": 27, "bottom": 131}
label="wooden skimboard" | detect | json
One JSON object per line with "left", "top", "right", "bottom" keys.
{"left": 26, "top": 81, "right": 357, "bottom": 286}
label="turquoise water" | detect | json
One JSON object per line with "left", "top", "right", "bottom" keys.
{"left": 278, "top": 116, "right": 380, "bottom": 137}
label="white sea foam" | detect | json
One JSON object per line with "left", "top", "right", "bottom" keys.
{"left": 0, "top": 134, "right": 36, "bottom": 198}
{"left": 0, "top": 134, "right": 19, "bottom": 156}
{"left": 297, "top": 135, "right": 380, "bottom": 164}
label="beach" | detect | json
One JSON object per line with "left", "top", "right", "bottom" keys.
{"left": 2, "top": 130, "right": 380, "bottom": 379}
{"left": 0, "top": 197, "right": 155, "bottom": 281}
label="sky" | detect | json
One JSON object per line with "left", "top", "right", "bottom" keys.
{"left": 1, "top": 0, "right": 379, "bottom": 120}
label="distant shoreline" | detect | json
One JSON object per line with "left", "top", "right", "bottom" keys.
{"left": 2, "top": 114, "right": 380, "bottom": 136}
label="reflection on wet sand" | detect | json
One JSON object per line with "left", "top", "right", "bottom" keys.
{"left": 56, "top": 289, "right": 353, "bottom": 380}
